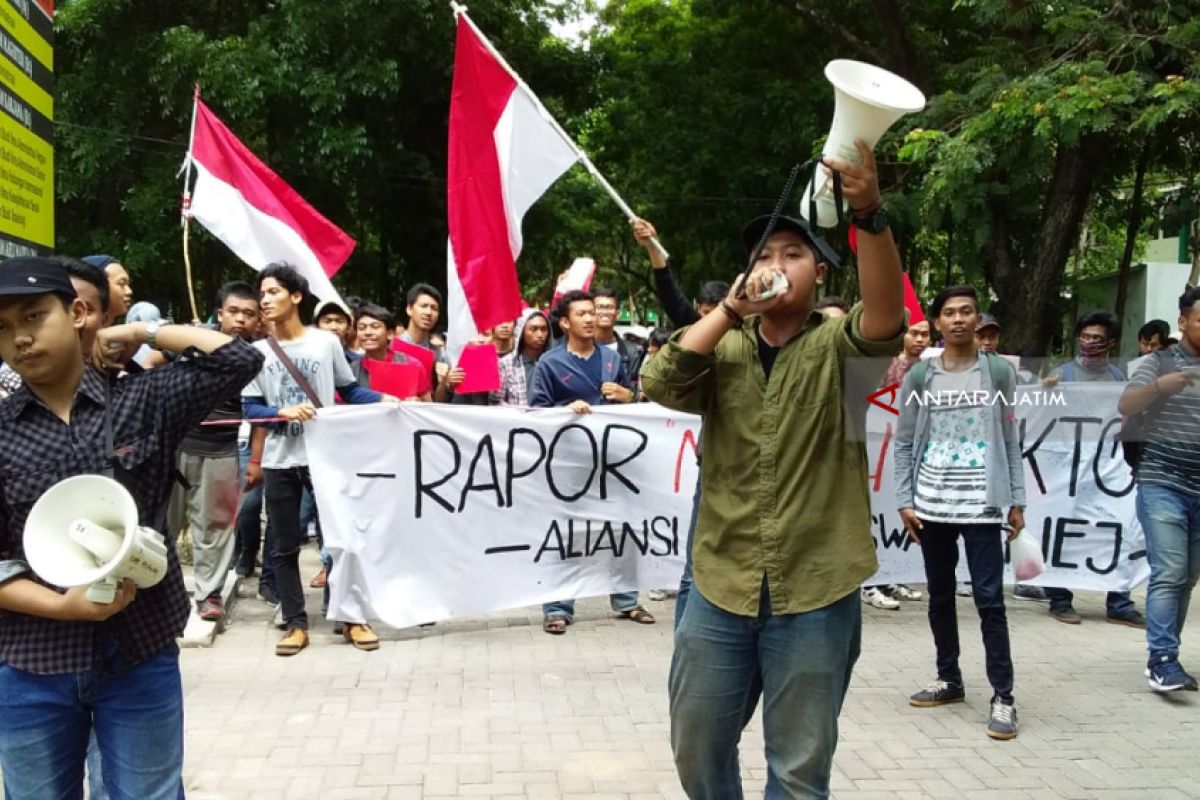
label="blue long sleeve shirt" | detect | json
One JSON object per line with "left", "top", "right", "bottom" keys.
{"left": 529, "top": 344, "right": 627, "bottom": 407}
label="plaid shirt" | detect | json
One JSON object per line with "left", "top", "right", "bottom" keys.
{"left": 0, "top": 339, "right": 263, "bottom": 674}
{"left": 493, "top": 350, "right": 536, "bottom": 406}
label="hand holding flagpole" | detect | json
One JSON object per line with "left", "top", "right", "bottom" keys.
{"left": 450, "top": 3, "right": 669, "bottom": 262}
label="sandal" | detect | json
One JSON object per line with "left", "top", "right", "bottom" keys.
{"left": 542, "top": 616, "right": 569, "bottom": 635}
{"left": 309, "top": 567, "right": 327, "bottom": 588}
{"left": 619, "top": 606, "right": 656, "bottom": 625}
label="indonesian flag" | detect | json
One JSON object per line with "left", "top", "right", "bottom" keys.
{"left": 185, "top": 98, "right": 354, "bottom": 302}
{"left": 446, "top": 12, "right": 579, "bottom": 360}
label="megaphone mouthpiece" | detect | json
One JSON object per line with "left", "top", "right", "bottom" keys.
{"left": 69, "top": 519, "right": 125, "bottom": 564}
{"left": 24, "top": 475, "right": 168, "bottom": 595}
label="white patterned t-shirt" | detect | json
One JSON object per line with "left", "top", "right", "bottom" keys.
{"left": 914, "top": 361, "right": 1002, "bottom": 524}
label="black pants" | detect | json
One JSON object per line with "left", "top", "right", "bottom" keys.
{"left": 264, "top": 466, "right": 315, "bottom": 631}
{"left": 919, "top": 520, "right": 1014, "bottom": 703}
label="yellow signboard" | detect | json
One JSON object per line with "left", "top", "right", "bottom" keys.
{"left": 0, "top": 0, "right": 52, "bottom": 255}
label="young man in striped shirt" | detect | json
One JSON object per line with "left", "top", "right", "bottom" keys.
{"left": 894, "top": 285, "right": 1026, "bottom": 740}
{"left": 1120, "top": 286, "right": 1200, "bottom": 692}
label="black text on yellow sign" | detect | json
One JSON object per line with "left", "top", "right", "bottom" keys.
{"left": 0, "top": 0, "right": 51, "bottom": 254}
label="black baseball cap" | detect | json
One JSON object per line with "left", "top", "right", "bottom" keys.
{"left": 976, "top": 312, "right": 1001, "bottom": 332}
{"left": 741, "top": 215, "right": 842, "bottom": 270}
{"left": 0, "top": 257, "right": 77, "bottom": 298}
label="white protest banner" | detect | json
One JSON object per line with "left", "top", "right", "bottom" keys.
{"left": 864, "top": 382, "right": 1149, "bottom": 591}
{"left": 306, "top": 403, "right": 699, "bottom": 628}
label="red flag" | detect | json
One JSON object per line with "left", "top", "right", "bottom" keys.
{"left": 902, "top": 273, "right": 925, "bottom": 325}
{"left": 187, "top": 98, "right": 354, "bottom": 301}
{"left": 445, "top": 13, "right": 579, "bottom": 359}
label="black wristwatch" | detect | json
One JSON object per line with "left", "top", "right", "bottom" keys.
{"left": 852, "top": 205, "right": 889, "bottom": 235}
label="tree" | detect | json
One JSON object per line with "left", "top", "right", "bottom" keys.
{"left": 54, "top": 0, "right": 596, "bottom": 318}
{"left": 885, "top": 1, "right": 1200, "bottom": 351}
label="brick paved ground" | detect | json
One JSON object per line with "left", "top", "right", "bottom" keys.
{"left": 177, "top": 552, "right": 1200, "bottom": 800}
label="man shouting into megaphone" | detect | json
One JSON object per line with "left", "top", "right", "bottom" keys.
{"left": 0, "top": 257, "right": 264, "bottom": 799}
{"left": 643, "top": 139, "right": 905, "bottom": 799}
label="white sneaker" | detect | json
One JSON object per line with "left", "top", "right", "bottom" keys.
{"left": 888, "top": 584, "right": 924, "bottom": 601}
{"left": 861, "top": 587, "right": 900, "bottom": 610}
{"left": 647, "top": 589, "right": 669, "bottom": 601}
{"left": 956, "top": 582, "right": 974, "bottom": 597}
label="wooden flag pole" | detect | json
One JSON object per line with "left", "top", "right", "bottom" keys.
{"left": 180, "top": 84, "right": 202, "bottom": 323}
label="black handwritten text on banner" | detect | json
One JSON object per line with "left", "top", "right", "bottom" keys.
{"left": 865, "top": 383, "right": 1148, "bottom": 590}
{"left": 305, "top": 404, "right": 699, "bottom": 628}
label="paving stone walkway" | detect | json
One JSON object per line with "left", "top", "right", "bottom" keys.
{"left": 176, "top": 552, "right": 1200, "bottom": 799}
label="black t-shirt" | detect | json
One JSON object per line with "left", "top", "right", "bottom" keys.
{"left": 757, "top": 329, "right": 781, "bottom": 381}
{"left": 180, "top": 393, "right": 241, "bottom": 456}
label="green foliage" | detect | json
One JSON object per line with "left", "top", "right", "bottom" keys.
{"left": 51, "top": 0, "right": 1200, "bottom": 348}
{"left": 53, "top": 0, "right": 595, "bottom": 318}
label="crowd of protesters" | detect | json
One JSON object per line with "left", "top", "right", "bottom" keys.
{"left": 0, "top": 143, "right": 1197, "bottom": 798}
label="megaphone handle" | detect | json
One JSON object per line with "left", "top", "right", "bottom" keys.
{"left": 807, "top": 164, "right": 847, "bottom": 229}
{"left": 829, "top": 169, "right": 845, "bottom": 226}
{"left": 85, "top": 578, "right": 118, "bottom": 604}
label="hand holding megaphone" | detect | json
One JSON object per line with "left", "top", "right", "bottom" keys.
{"left": 801, "top": 60, "right": 925, "bottom": 228}
{"left": 820, "top": 139, "right": 884, "bottom": 217}
{"left": 59, "top": 579, "right": 138, "bottom": 622}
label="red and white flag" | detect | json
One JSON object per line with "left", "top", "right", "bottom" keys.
{"left": 184, "top": 98, "right": 354, "bottom": 302}
{"left": 446, "top": 11, "right": 579, "bottom": 360}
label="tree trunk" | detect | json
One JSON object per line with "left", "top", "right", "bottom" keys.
{"left": 991, "top": 133, "right": 1110, "bottom": 354}
{"left": 871, "top": 0, "right": 924, "bottom": 87}
{"left": 781, "top": 2, "right": 887, "bottom": 67}
{"left": 1114, "top": 141, "right": 1153, "bottom": 326}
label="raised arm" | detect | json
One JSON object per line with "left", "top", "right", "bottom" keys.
{"left": 823, "top": 140, "right": 905, "bottom": 342}
{"left": 634, "top": 219, "right": 699, "bottom": 327}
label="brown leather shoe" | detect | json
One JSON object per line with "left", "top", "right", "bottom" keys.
{"left": 275, "top": 627, "right": 309, "bottom": 656}
{"left": 343, "top": 623, "right": 380, "bottom": 652}
{"left": 309, "top": 567, "right": 327, "bottom": 588}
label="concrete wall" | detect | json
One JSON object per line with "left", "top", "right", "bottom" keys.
{"left": 1075, "top": 261, "right": 1190, "bottom": 358}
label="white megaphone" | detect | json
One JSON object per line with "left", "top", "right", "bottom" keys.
{"left": 24, "top": 475, "right": 169, "bottom": 603}
{"left": 800, "top": 60, "right": 926, "bottom": 228}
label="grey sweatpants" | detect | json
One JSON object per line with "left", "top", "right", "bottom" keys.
{"left": 168, "top": 450, "right": 240, "bottom": 601}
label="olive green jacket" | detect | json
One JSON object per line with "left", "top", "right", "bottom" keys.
{"left": 641, "top": 304, "right": 903, "bottom": 616}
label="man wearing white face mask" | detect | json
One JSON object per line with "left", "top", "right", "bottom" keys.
{"left": 1041, "top": 311, "right": 1145, "bottom": 628}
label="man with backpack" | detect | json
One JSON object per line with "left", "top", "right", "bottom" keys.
{"left": 1119, "top": 286, "right": 1200, "bottom": 692}
{"left": 895, "top": 284, "right": 1025, "bottom": 740}
{"left": 1042, "top": 311, "right": 1145, "bottom": 627}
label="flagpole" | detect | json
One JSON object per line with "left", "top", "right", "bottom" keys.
{"left": 450, "top": 3, "right": 670, "bottom": 262}
{"left": 180, "top": 84, "right": 202, "bottom": 323}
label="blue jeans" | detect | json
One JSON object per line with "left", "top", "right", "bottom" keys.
{"left": 543, "top": 593, "right": 639, "bottom": 622}
{"left": 919, "top": 521, "right": 1014, "bottom": 703}
{"left": 299, "top": 487, "right": 332, "bottom": 613}
{"left": 674, "top": 475, "right": 701, "bottom": 631}
{"left": 299, "top": 488, "right": 331, "bottom": 570}
{"left": 235, "top": 444, "right": 275, "bottom": 594}
{"left": 670, "top": 583, "right": 860, "bottom": 799}
{"left": 1138, "top": 483, "right": 1200, "bottom": 660}
{"left": 1044, "top": 586, "right": 1136, "bottom": 618}
{"left": 0, "top": 643, "right": 184, "bottom": 800}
